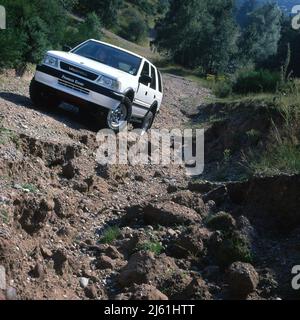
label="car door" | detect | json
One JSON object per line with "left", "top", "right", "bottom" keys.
{"left": 149, "top": 65, "right": 163, "bottom": 109}
{"left": 134, "top": 60, "right": 153, "bottom": 117}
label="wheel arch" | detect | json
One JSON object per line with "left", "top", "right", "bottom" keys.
{"left": 150, "top": 101, "right": 158, "bottom": 115}
{"left": 123, "top": 88, "right": 135, "bottom": 103}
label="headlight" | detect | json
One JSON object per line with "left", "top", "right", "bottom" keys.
{"left": 97, "top": 75, "right": 120, "bottom": 91}
{"left": 43, "top": 55, "right": 59, "bottom": 68}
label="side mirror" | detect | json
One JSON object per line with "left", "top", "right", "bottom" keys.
{"left": 63, "top": 45, "right": 72, "bottom": 52}
{"left": 139, "top": 74, "right": 152, "bottom": 85}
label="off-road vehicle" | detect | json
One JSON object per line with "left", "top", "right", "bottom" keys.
{"left": 30, "top": 39, "right": 164, "bottom": 132}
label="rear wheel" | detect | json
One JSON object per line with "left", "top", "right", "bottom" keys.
{"left": 135, "top": 110, "right": 155, "bottom": 135}
{"left": 29, "top": 78, "right": 60, "bottom": 109}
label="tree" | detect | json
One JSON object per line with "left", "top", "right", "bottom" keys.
{"left": 155, "top": 0, "right": 238, "bottom": 74}
{"left": 118, "top": 7, "right": 148, "bottom": 43}
{"left": 239, "top": 2, "right": 282, "bottom": 64}
{"left": 64, "top": 12, "right": 102, "bottom": 47}
{"left": 0, "top": 0, "right": 67, "bottom": 69}
{"left": 76, "top": 0, "right": 123, "bottom": 27}
{"left": 236, "top": 0, "right": 257, "bottom": 28}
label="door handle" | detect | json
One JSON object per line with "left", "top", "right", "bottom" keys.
{"left": 145, "top": 92, "right": 148, "bottom": 96}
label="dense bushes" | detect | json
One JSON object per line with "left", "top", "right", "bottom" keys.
{"left": 213, "top": 69, "right": 282, "bottom": 98}
{"left": 118, "top": 7, "right": 148, "bottom": 43}
{"left": 233, "top": 70, "right": 281, "bottom": 94}
{"left": 63, "top": 13, "right": 102, "bottom": 48}
{"left": 0, "top": 0, "right": 102, "bottom": 71}
{"left": 0, "top": 0, "right": 66, "bottom": 69}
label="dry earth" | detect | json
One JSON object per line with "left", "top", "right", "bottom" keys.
{"left": 0, "top": 70, "right": 299, "bottom": 300}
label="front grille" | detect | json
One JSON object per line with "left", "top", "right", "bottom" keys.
{"left": 60, "top": 62, "right": 98, "bottom": 81}
{"left": 58, "top": 79, "right": 89, "bottom": 95}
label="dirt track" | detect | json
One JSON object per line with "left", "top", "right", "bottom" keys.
{"left": 0, "top": 71, "right": 211, "bottom": 299}
{"left": 1, "top": 70, "right": 299, "bottom": 301}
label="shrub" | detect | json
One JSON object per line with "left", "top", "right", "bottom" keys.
{"left": 211, "top": 231, "right": 252, "bottom": 268}
{"left": 233, "top": 69, "right": 281, "bottom": 94}
{"left": 100, "top": 226, "right": 121, "bottom": 244}
{"left": 214, "top": 80, "right": 233, "bottom": 98}
{"left": 118, "top": 8, "right": 148, "bottom": 43}
{"left": 0, "top": 0, "right": 67, "bottom": 69}
{"left": 64, "top": 12, "right": 102, "bottom": 48}
{"left": 136, "top": 241, "right": 164, "bottom": 255}
{"left": 206, "top": 212, "right": 236, "bottom": 231}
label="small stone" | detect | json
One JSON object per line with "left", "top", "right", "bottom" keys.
{"left": 167, "top": 229, "right": 177, "bottom": 237}
{"left": 40, "top": 246, "right": 53, "bottom": 259}
{"left": 80, "top": 277, "right": 89, "bottom": 289}
{"left": 84, "top": 285, "right": 98, "bottom": 299}
{"left": 97, "top": 255, "right": 115, "bottom": 270}
{"left": 31, "top": 263, "right": 44, "bottom": 279}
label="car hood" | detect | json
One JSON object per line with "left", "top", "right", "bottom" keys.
{"left": 47, "top": 50, "right": 137, "bottom": 82}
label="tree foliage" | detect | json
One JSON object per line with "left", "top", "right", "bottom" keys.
{"left": 239, "top": 2, "right": 282, "bottom": 64}
{"left": 155, "top": 0, "right": 238, "bottom": 74}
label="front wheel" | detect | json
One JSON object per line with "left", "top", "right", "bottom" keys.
{"left": 106, "top": 98, "right": 132, "bottom": 132}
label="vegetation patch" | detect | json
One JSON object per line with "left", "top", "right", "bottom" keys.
{"left": 100, "top": 226, "right": 121, "bottom": 244}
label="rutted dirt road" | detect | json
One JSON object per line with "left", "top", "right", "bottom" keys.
{"left": 0, "top": 70, "right": 299, "bottom": 300}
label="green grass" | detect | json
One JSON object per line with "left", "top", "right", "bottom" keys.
{"left": 0, "top": 126, "right": 20, "bottom": 147}
{"left": 0, "top": 209, "right": 9, "bottom": 224}
{"left": 136, "top": 240, "right": 164, "bottom": 255}
{"left": 100, "top": 226, "right": 121, "bottom": 244}
{"left": 246, "top": 142, "right": 300, "bottom": 176}
{"left": 102, "top": 29, "right": 160, "bottom": 62}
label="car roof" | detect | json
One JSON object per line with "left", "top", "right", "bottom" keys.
{"left": 89, "top": 39, "right": 148, "bottom": 62}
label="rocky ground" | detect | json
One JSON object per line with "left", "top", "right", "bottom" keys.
{"left": 0, "top": 70, "right": 299, "bottom": 300}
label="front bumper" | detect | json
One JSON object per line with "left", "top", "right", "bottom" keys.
{"left": 34, "top": 64, "right": 124, "bottom": 111}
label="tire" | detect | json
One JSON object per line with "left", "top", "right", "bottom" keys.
{"left": 135, "top": 110, "right": 155, "bottom": 134}
{"left": 29, "top": 78, "right": 60, "bottom": 109}
{"left": 105, "top": 97, "right": 132, "bottom": 132}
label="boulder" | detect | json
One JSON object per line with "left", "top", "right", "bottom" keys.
{"left": 118, "top": 251, "right": 178, "bottom": 288}
{"left": 227, "top": 262, "right": 259, "bottom": 298}
{"left": 168, "top": 226, "right": 209, "bottom": 259}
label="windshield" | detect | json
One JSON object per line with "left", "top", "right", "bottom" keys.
{"left": 72, "top": 41, "right": 142, "bottom": 76}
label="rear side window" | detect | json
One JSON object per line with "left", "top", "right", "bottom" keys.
{"left": 140, "top": 61, "right": 150, "bottom": 86}
{"left": 158, "top": 70, "right": 163, "bottom": 93}
{"left": 150, "top": 66, "right": 157, "bottom": 90}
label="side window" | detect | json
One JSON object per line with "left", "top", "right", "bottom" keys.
{"left": 158, "top": 70, "right": 163, "bottom": 93}
{"left": 150, "top": 66, "right": 157, "bottom": 90}
{"left": 140, "top": 61, "right": 150, "bottom": 86}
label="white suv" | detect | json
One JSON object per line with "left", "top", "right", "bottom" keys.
{"left": 30, "top": 39, "right": 163, "bottom": 132}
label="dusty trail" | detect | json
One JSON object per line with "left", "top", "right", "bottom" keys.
{"left": 0, "top": 71, "right": 211, "bottom": 299}
{"left": 0, "top": 70, "right": 299, "bottom": 301}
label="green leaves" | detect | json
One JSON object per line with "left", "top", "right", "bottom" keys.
{"left": 155, "top": 0, "right": 238, "bottom": 74}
